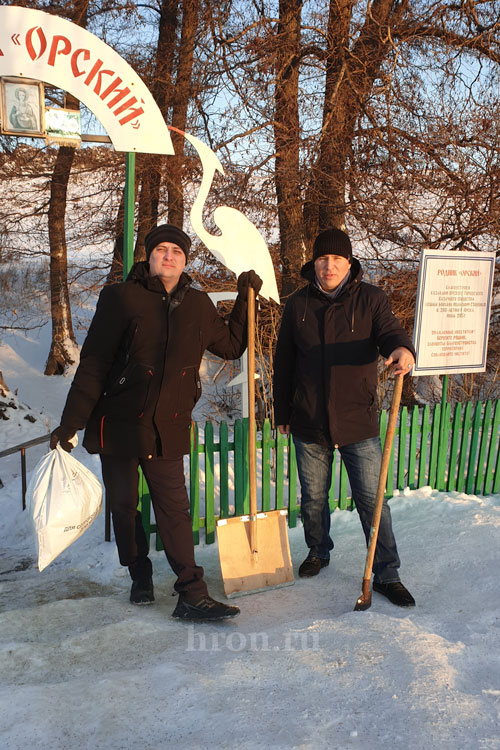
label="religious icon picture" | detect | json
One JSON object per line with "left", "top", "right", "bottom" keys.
{"left": 0, "top": 77, "right": 45, "bottom": 136}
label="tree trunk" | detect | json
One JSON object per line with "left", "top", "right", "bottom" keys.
{"left": 44, "top": 1, "right": 87, "bottom": 376}
{"left": 304, "top": 0, "right": 354, "bottom": 233}
{"left": 107, "top": 185, "right": 125, "bottom": 284}
{"left": 0, "top": 370, "right": 8, "bottom": 397}
{"left": 135, "top": 152, "right": 159, "bottom": 262}
{"left": 45, "top": 140, "right": 78, "bottom": 376}
{"left": 307, "top": 0, "right": 408, "bottom": 232}
{"left": 273, "top": 0, "right": 305, "bottom": 298}
{"left": 134, "top": 0, "right": 179, "bottom": 260}
{"left": 167, "top": 0, "right": 200, "bottom": 228}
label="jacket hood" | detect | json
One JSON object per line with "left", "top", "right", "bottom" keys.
{"left": 300, "top": 256, "right": 363, "bottom": 291}
{"left": 126, "top": 260, "right": 193, "bottom": 295}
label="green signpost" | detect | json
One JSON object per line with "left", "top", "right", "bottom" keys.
{"left": 123, "top": 152, "right": 136, "bottom": 279}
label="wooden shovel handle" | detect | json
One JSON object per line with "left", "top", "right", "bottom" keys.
{"left": 361, "top": 374, "right": 404, "bottom": 584}
{"left": 247, "top": 286, "right": 258, "bottom": 554}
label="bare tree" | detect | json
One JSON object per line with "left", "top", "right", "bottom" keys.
{"left": 273, "top": 0, "right": 305, "bottom": 297}
{"left": 45, "top": 124, "right": 79, "bottom": 375}
{"left": 132, "top": 0, "right": 201, "bottom": 263}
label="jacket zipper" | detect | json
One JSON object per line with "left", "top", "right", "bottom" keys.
{"left": 139, "top": 370, "right": 154, "bottom": 418}
{"left": 100, "top": 415, "right": 106, "bottom": 450}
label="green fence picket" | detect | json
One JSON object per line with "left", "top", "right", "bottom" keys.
{"left": 436, "top": 402, "right": 451, "bottom": 491}
{"left": 275, "top": 428, "right": 286, "bottom": 510}
{"left": 190, "top": 421, "right": 200, "bottom": 545}
{"left": 262, "top": 419, "right": 272, "bottom": 512}
{"left": 338, "top": 456, "right": 349, "bottom": 510}
{"left": 219, "top": 421, "right": 229, "bottom": 519}
{"left": 466, "top": 402, "right": 483, "bottom": 495}
{"left": 484, "top": 401, "right": 500, "bottom": 495}
{"left": 447, "top": 402, "right": 462, "bottom": 492}
{"left": 205, "top": 421, "right": 215, "bottom": 544}
{"left": 328, "top": 450, "right": 337, "bottom": 511}
{"left": 456, "top": 402, "right": 472, "bottom": 493}
{"left": 380, "top": 407, "right": 388, "bottom": 449}
{"left": 475, "top": 401, "right": 491, "bottom": 496}
{"left": 234, "top": 419, "right": 244, "bottom": 516}
{"left": 398, "top": 406, "right": 408, "bottom": 490}
{"left": 387, "top": 426, "right": 396, "bottom": 498}
{"left": 288, "top": 435, "right": 298, "bottom": 527}
{"left": 428, "top": 404, "right": 441, "bottom": 488}
{"left": 138, "top": 467, "right": 152, "bottom": 544}
{"left": 408, "top": 405, "right": 419, "bottom": 489}
{"left": 493, "top": 424, "right": 500, "bottom": 494}
{"left": 418, "top": 405, "right": 431, "bottom": 487}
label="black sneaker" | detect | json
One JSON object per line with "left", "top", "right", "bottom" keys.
{"left": 172, "top": 594, "right": 240, "bottom": 621}
{"left": 373, "top": 581, "right": 415, "bottom": 608}
{"left": 298, "top": 556, "right": 329, "bottom": 578}
{"left": 130, "top": 578, "right": 155, "bottom": 605}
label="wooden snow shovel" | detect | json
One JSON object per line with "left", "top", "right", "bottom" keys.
{"left": 216, "top": 286, "right": 294, "bottom": 597}
{"left": 354, "top": 374, "right": 404, "bottom": 611}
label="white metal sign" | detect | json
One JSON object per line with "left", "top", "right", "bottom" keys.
{"left": 0, "top": 6, "right": 173, "bottom": 154}
{"left": 413, "top": 249, "right": 496, "bottom": 376}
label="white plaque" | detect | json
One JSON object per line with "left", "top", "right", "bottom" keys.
{"left": 413, "top": 249, "right": 495, "bottom": 376}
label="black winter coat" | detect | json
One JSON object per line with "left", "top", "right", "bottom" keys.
{"left": 61, "top": 262, "right": 248, "bottom": 458}
{"left": 273, "top": 258, "right": 415, "bottom": 447}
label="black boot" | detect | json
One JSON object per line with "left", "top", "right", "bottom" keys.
{"left": 129, "top": 557, "right": 154, "bottom": 605}
{"left": 298, "top": 555, "right": 329, "bottom": 578}
{"left": 172, "top": 593, "right": 239, "bottom": 620}
{"left": 373, "top": 581, "right": 415, "bottom": 607}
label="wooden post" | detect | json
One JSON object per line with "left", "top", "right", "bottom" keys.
{"left": 247, "top": 286, "right": 257, "bottom": 556}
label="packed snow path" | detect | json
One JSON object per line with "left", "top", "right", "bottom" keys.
{"left": 0, "top": 483, "right": 499, "bottom": 750}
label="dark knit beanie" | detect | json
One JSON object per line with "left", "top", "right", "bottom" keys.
{"left": 144, "top": 224, "right": 191, "bottom": 261}
{"left": 312, "top": 228, "right": 352, "bottom": 262}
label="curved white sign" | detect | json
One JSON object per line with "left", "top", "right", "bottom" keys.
{"left": 0, "top": 6, "right": 173, "bottom": 154}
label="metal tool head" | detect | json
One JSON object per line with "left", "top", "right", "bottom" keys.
{"left": 354, "top": 592, "right": 372, "bottom": 611}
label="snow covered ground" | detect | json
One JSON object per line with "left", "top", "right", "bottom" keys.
{"left": 1, "top": 324, "right": 500, "bottom": 749}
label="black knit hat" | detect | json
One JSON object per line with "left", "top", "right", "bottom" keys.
{"left": 144, "top": 224, "right": 191, "bottom": 261}
{"left": 313, "top": 228, "right": 352, "bottom": 262}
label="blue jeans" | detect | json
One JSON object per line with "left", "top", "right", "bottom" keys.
{"left": 293, "top": 435, "right": 401, "bottom": 584}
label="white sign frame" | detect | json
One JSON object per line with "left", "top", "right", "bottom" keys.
{"left": 0, "top": 6, "right": 173, "bottom": 154}
{"left": 413, "top": 249, "right": 496, "bottom": 376}
{"left": 0, "top": 76, "right": 44, "bottom": 135}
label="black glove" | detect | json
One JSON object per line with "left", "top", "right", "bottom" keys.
{"left": 50, "top": 425, "right": 76, "bottom": 452}
{"left": 237, "top": 270, "right": 263, "bottom": 300}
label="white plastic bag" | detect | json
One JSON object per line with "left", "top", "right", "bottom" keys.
{"left": 27, "top": 443, "right": 102, "bottom": 571}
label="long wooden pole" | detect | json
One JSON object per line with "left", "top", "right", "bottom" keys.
{"left": 247, "top": 286, "right": 258, "bottom": 559}
{"left": 354, "top": 374, "right": 404, "bottom": 610}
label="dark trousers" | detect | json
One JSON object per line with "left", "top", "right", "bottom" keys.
{"left": 100, "top": 455, "right": 207, "bottom": 597}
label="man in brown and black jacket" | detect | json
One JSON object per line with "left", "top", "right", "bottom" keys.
{"left": 273, "top": 227, "right": 416, "bottom": 607}
{"left": 51, "top": 223, "right": 262, "bottom": 620}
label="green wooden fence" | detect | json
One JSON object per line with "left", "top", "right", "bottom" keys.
{"left": 140, "top": 399, "right": 500, "bottom": 548}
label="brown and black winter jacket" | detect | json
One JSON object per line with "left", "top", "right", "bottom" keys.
{"left": 273, "top": 258, "right": 415, "bottom": 447}
{"left": 61, "top": 262, "right": 248, "bottom": 458}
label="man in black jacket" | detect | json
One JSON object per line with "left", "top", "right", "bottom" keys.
{"left": 51, "top": 223, "right": 262, "bottom": 620}
{"left": 273, "top": 228, "right": 416, "bottom": 607}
